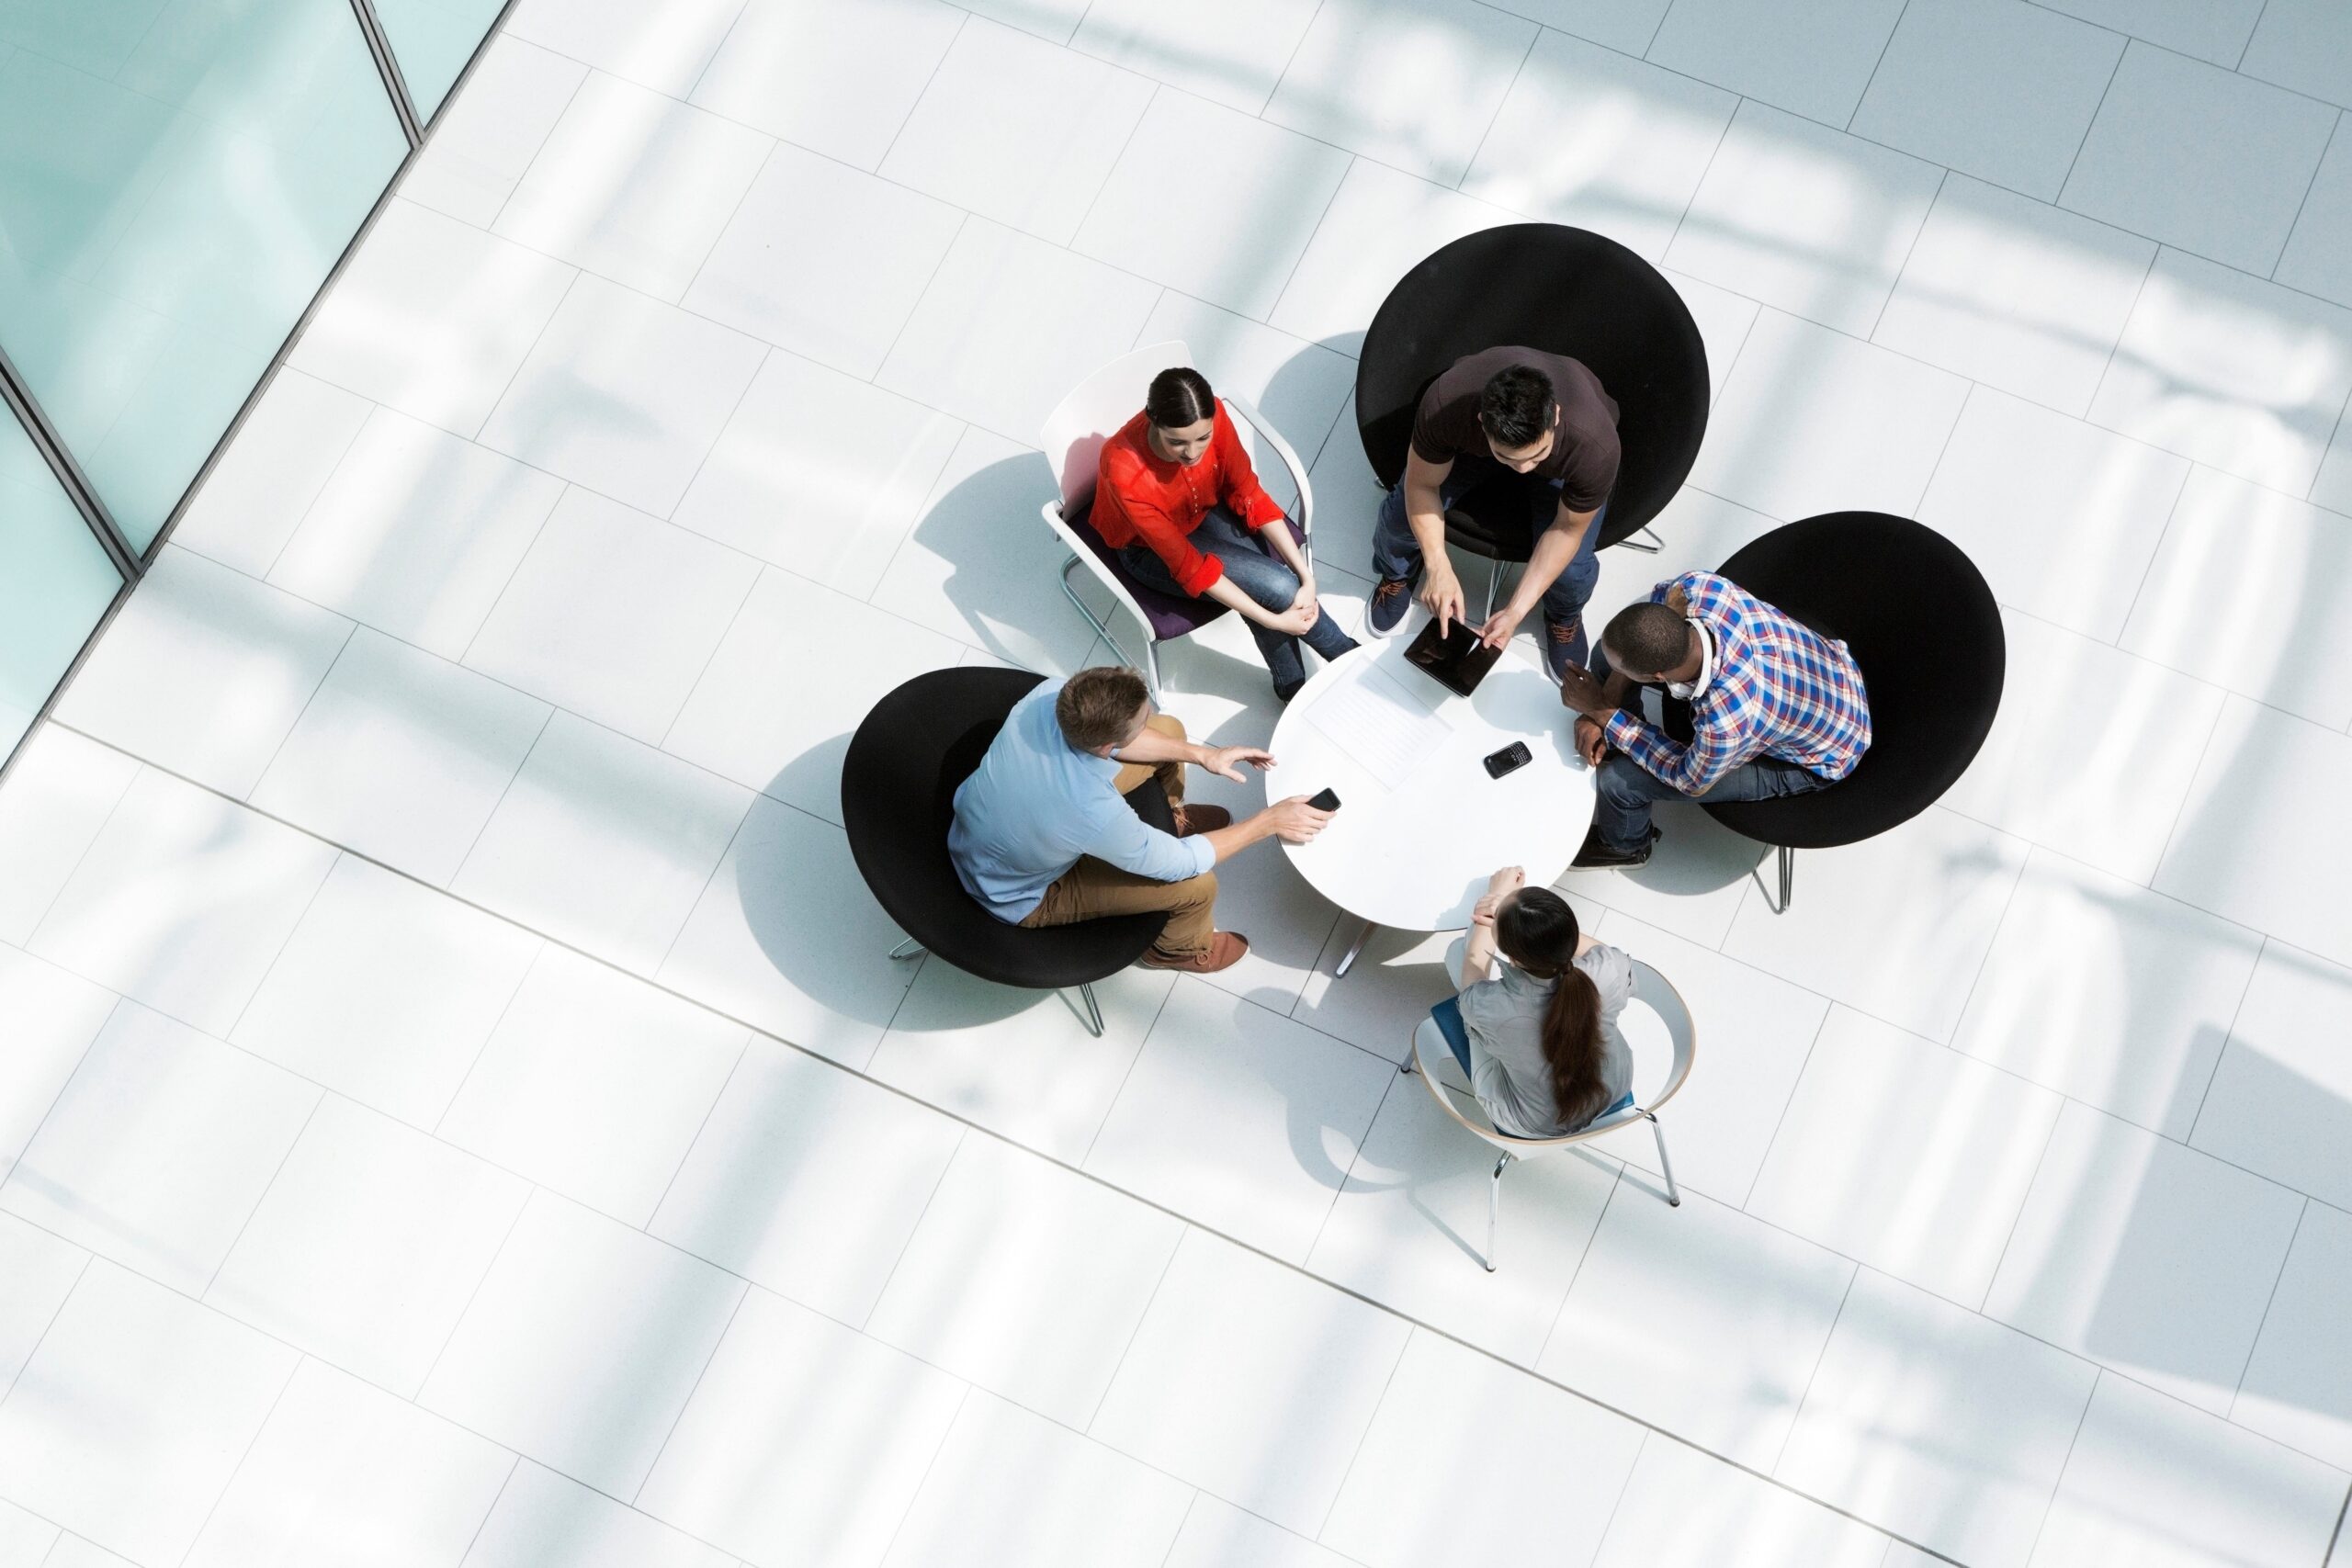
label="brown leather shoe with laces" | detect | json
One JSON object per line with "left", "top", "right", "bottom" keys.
{"left": 1171, "top": 804, "right": 1231, "bottom": 837}
{"left": 1139, "top": 931, "right": 1250, "bottom": 973}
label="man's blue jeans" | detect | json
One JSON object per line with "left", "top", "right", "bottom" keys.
{"left": 1370, "top": 462, "right": 1602, "bottom": 659}
{"left": 1119, "top": 509, "right": 1354, "bottom": 698}
{"left": 1592, "top": 750, "right": 1832, "bottom": 852}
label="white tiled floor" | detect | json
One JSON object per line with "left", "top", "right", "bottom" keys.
{"left": 9, "top": 3, "right": 2352, "bottom": 1564}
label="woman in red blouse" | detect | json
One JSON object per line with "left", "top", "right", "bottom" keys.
{"left": 1091, "top": 367, "right": 1357, "bottom": 702}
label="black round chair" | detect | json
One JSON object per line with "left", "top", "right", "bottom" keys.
{"left": 1355, "top": 223, "right": 1711, "bottom": 615}
{"left": 1663, "top": 513, "right": 2005, "bottom": 911}
{"left": 842, "top": 667, "right": 1170, "bottom": 1032}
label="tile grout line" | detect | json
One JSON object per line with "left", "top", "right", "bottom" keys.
{"left": 1076, "top": 976, "right": 1184, "bottom": 1171}
{"left": 1587, "top": 1422, "right": 1653, "bottom": 1558}
{"left": 2183, "top": 934, "right": 2268, "bottom": 1148}
{"left": 2142, "top": 694, "right": 2231, "bottom": 897}
{"left": 1451, "top": 24, "right": 1539, "bottom": 193}
{"left": 17, "top": 760, "right": 142, "bottom": 953}
{"left": 1307, "top": 1319, "right": 1417, "bottom": 1544}
{"left": 1841, "top": 0, "right": 1912, "bottom": 133}
{"left": 442, "top": 703, "right": 557, "bottom": 898}
{"left": 1067, "top": 82, "right": 1161, "bottom": 246}
{"left": 1529, "top": 1161, "right": 1629, "bottom": 1370}
{"left": 1081, "top": 1225, "right": 1186, "bottom": 1436}
{"left": 1738, "top": 1005, "right": 1834, "bottom": 1213}
{"left": 452, "top": 1454, "right": 525, "bottom": 1566}
{"left": 2053, "top": 43, "right": 2126, "bottom": 204}
{"left": 412, "top": 1190, "right": 535, "bottom": 1397}
{"left": 242, "top": 619, "right": 359, "bottom": 811}
{"left": 168, "top": 1349, "right": 306, "bottom": 1568}
{"left": 868, "top": 1382, "right": 975, "bottom": 1565}
{"left": 852, "top": 1122, "right": 970, "bottom": 1335}
{"left": 253, "top": 393, "right": 377, "bottom": 584}
{"left": 1972, "top": 1095, "right": 2068, "bottom": 1314}
{"left": 1767, "top": 1263, "right": 1858, "bottom": 1478}
{"left": 626, "top": 1280, "right": 752, "bottom": 1508}
{"left": 1261, "top": 154, "right": 1357, "bottom": 335}
{"left": 1660, "top": 93, "right": 1743, "bottom": 264}
{"left": 639, "top": 1031, "right": 757, "bottom": 1232}
{"left": 676, "top": 0, "right": 757, "bottom": 114}
{"left": 672, "top": 133, "right": 783, "bottom": 311}
{"left": 2269, "top": 107, "right": 2341, "bottom": 281}
{"left": 871, "top": 8, "right": 971, "bottom": 176}
{"left": 2232, "top": 0, "right": 2272, "bottom": 73}
{"left": 199, "top": 1090, "right": 331, "bottom": 1302}
{"left": 477, "top": 53, "right": 594, "bottom": 236}
{"left": 2020, "top": 1367, "right": 2104, "bottom": 1566}
{"left": 2222, "top": 1192, "right": 2305, "bottom": 1416}
{"left": 1865, "top": 166, "right": 1946, "bottom": 346}
{"left": 1258, "top": 0, "right": 1331, "bottom": 124}
{"left": 0, "top": 1250, "right": 91, "bottom": 1415}
{"left": 2109, "top": 456, "right": 2197, "bottom": 647}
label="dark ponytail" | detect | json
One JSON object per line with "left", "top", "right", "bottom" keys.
{"left": 1146, "top": 367, "right": 1216, "bottom": 429}
{"left": 1493, "top": 888, "right": 1610, "bottom": 1127}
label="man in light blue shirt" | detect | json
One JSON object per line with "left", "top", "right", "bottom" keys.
{"left": 950, "top": 666, "right": 1331, "bottom": 974}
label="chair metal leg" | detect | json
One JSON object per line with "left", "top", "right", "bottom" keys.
{"left": 1483, "top": 558, "right": 1500, "bottom": 622}
{"left": 1059, "top": 555, "right": 1137, "bottom": 672}
{"left": 1333, "top": 918, "right": 1374, "bottom": 978}
{"left": 1399, "top": 1055, "right": 1418, "bottom": 1075}
{"left": 1487, "top": 1152, "right": 1511, "bottom": 1272}
{"left": 1776, "top": 845, "right": 1794, "bottom": 914}
{"left": 1144, "top": 638, "right": 1163, "bottom": 696}
{"left": 1620, "top": 525, "right": 1664, "bottom": 554}
{"left": 1074, "top": 982, "right": 1105, "bottom": 1038}
{"left": 1647, "top": 1111, "right": 1680, "bottom": 1207}
{"left": 888, "top": 937, "right": 926, "bottom": 960}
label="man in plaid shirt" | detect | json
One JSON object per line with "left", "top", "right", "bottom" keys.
{"left": 1556, "top": 570, "right": 1871, "bottom": 867}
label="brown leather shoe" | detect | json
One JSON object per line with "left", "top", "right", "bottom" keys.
{"left": 1139, "top": 931, "right": 1250, "bottom": 973}
{"left": 1171, "top": 803, "right": 1231, "bottom": 837}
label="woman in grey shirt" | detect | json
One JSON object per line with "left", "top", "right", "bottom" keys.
{"left": 1453, "top": 866, "right": 1634, "bottom": 1138}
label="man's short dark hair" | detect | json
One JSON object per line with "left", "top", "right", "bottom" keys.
{"left": 1057, "top": 667, "right": 1149, "bottom": 750}
{"left": 1602, "top": 602, "right": 1691, "bottom": 678}
{"left": 1478, "top": 366, "right": 1555, "bottom": 449}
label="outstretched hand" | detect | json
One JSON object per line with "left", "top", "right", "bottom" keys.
{"left": 1203, "top": 744, "right": 1273, "bottom": 783}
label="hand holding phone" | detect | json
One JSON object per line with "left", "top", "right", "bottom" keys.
{"left": 1306, "top": 787, "right": 1340, "bottom": 811}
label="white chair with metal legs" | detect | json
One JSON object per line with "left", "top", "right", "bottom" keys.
{"left": 1405, "top": 958, "right": 1695, "bottom": 1271}
{"left": 1037, "top": 340, "right": 1317, "bottom": 695}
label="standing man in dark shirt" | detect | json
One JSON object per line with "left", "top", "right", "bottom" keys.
{"left": 1364, "top": 347, "right": 1621, "bottom": 679}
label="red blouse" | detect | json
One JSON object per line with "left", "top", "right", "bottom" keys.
{"left": 1090, "top": 401, "right": 1284, "bottom": 596}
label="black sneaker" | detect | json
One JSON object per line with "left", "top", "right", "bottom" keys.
{"left": 1544, "top": 615, "right": 1589, "bottom": 680}
{"left": 1367, "top": 575, "right": 1414, "bottom": 637}
{"left": 1570, "top": 824, "right": 1659, "bottom": 869}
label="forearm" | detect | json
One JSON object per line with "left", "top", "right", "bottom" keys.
{"left": 1199, "top": 810, "right": 1279, "bottom": 863}
{"left": 1110, "top": 728, "right": 1206, "bottom": 769}
{"left": 1402, "top": 482, "right": 1453, "bottom": 571}
{"left": 1202, "top": 574, "right": 1283, "bottom": 627}
{"left": 1460, "top": 928, "right": 1498, "bottom": 987}
{"left": 1261, "top": 519, "right": 1309, "bottom": 578}
{"left": 1505, "top": 511, "right": 1592, "bottom": 616}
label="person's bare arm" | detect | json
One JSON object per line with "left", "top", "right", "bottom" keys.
{"left": 1477, "top": 502, "right": 1597, "bottom": 649}
{"left": 1198, "top": 796, "right": 1332, "bottom": 863}
{"left": 1111, "top": 728, "right": 1278, "bottom": 784}
{"left": 1401, "top": 447, "right": 1464, "bottom": 636}
{"left": 1258, "top": 519, "right": 1319, "bottom": 620}
{"left": 1461, "top": 865, "right": 1524, "bottom": 987}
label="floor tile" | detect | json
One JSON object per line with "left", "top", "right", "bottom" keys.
{"left": 478, "top": 274, "right": 766, "bottom": 518}
{"left": 1069, "top": 0, "right": 1319, "bottom": 114}
{"left": 1985, "top": 1100, "right": 2302, "bottom": 1413}
{"left": 1083, "top": 977, "right": 1395, "bottom": 1262}
{"left": 464, "top": 488, "right": 755, "bottom": 743}
{"left": 1162, "top": 1495, "right": 1357, "bottom": 1568}
{"left": 1943, "top": 609, "right": 2222, "bottom": 883}
{"left": 2233, "top": 1200, "right": 2352, "bottom": 1472}
{"left": 951, "top": 0, "right": 1088, "bottom": 42}
{"left": 1541, "top": 1182, "right": 1853, "bottom": 1474}
{"left": 881, "top": 17, "right": 1151, "bottom": 247}
{"left": 0, "top": 1001, "right": 319, "bottom": 1295}
{"left": 688, "top": 0, "right": 965, "bottom": 170}
{"left": 1306, "top": 1061, "right": 1618, "bottom": 1362}
{"left": 0, "top": 947, "right": 115, "bottom": 1186}
{"left": 2242, "top": 0, "right": 2352, "bottom": 109}
{"left": 1915, "top": 386, "right": 2188, "bottom": 641}
{"left": 1302, "top": 395, "right": 1396, "bottom": 582}
{"left": 1077, "top": 93, "right": 1350, "bottom": 321}
{"left": 2030, "top": 1372, "right": 2346, "bottom": 1568}
{"left": 41, "top": 1538, "right": 135, "bottom": 1568}
{"left": 1687, "top": 309, "right": 1970, "bottom": 524}
{"left": 230, "top": 855, "right": 540, "bottom": 1130}
{"left": 866, "top": 962, "right": 1173, "bottom": 1165}
{"left": 1286, "top": 922, "right": 1461, "bottom": 1066}
{"left": 1263, "top": 0, "right": 1534, "bottom": 186}
{"left": 1646, "top": 0, "right": 1905, "bottom": 128}
{"left": 419, "top": 1190, "right": 745, "bottom": 1499}
{"left": 1329, "top": 1329, "right": 1645, "bottom": 1568}
{"left": 1773, "top": 1268, "right": 2098, "bottom": 1568}
{"left": 633, "top": 1285, "right": 965, "bottom": 1568}
{"left": 1722, "top": 808, "right": 2028, "bottom": 1045}
{"left": 2033, "top": 0, "right": 2262, "bottom": 63}
{"left": 682, "top": 141, "right": 965, "bottom": 379}
{"left": 1952, "top": 852, "right": 2258, "bottom": 1139}
{"left": 2061, "top": 43, "right": 2337, "bottom": 276}
{"left": 461, "top": 1459, "right": 738, "bottom": 1568}
{"left": 1593, "top": 1435, "right": 1894, "bottom": 1568}
{"left": 657, "top": 794, "right": 917, "bottom": 1066}
{"left": 2317, "top": 407, "right": 2352, "bottom": 515}
{"left": 1746, "top": 1007, "right": 2062, "bottom": 1306}
{"left": 1851, "top": 0, "right": 2122, "bottom": 201}
{"left": 400, "top": 35, "right": 588, "bottom": 229}
{"left": 668, "top": 354, "right": 964, "bottom": 599}
{"left": 647, "top": 1037, "right": 961, "bottom": 1325}
{"left": 0, "top": 1261, "right": 297, "bottom": 1568}
{"left": 55, "top": 546, "right": 353, "bottom": 800}
{"left": 292, "top": 199, "right": 577, "bottom": 439}
{"left": 2191, "top": 940, "right": 2352, "bottom": 1213}
{"left": 1666, "top": 268, "right": 1763, "bottom": 403}
{"left": 877, "top": 218, "right": 1159, "bottom": 446}
{"left": 2278, "top": 126, "right": 2352, "bottom": 313}
{"left": 1875, "top": 175, "right": 2154, "bottom": 417}
{"left": 250, "top": 629, "right": 551, "bottom": 886}
{"left": 439, "top": 945, "right": 748, "bottom": 1226}
{"left": 1462, "top": 29, "right": 1735, "bottom": 265}
{"left": 494, "top": 70, "right": 769, "bottom": 301}
{"left": 267, "top": 405, "right": 569, "bottom": 662}
{"left": 30, "top": 767, "right": 338, "bottom": 1039}
{"left": 2155, "top": 699, "right": 2352, "bottom": 969}
{"left": 1668, "top": 100, "right": 1945, "bottom": 339}
{"left": 866, "top": 425, "right": 1114, "bottom": 672}
{"left": 865, "top": 1133, "right": 1181, "bottom": 1427}
{"left": 208, "top": 1094, "right": 526, "bottom": 1396}
{"left": 181, "top": 1358, "right": 513, "bottom": 1568}
{"left": 1269, "top": 159, "right": 1516, "bottom": 355}
{"left": 880, "top": 1390, "right": 1191, "bottom": 1568}
{"left": 1090, "top": 1229, "right": 1410, "bottom": 1537}
{"left": 2122, "top": 466, "right": 2352, "bottom": 728}
{"left": 454, "top": 710, "right": 752, "bottom": 976}
{"left": 0, "top": 727, "right": 140, "bottom": 947}
{"left": 167, "top": 367, "right": 373, "bottom": 580}
{"left": 504, "top": 0, "right": 748, "bottom": 96}
{"left": 0, "top": 1499, "right": 58, "bottom": 1568}
{"left": 0, "top": 1212, "right": 85, "bottom": 1399}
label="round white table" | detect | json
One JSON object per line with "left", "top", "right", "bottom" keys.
{"left": 1264, "top": 636, "right": 1597, "bottom": 975}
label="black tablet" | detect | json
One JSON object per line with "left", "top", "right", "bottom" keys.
{"left": 1404, "top": 618, "right": 1503, "bottom": 697}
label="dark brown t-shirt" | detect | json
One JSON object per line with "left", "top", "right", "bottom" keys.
{"left": 1409, "top": 346, "right": 1621, "bottom": 512}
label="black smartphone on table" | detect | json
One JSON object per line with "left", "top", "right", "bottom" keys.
{"left": 1483, "top": 742, "right": 1532, "bottom": 779}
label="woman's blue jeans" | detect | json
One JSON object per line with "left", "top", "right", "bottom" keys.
{"left": 1120, "top": 510, "right": 1355, "bottom": 698}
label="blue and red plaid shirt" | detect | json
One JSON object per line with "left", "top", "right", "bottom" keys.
{"left": 1601, "top": 571, "right": 1871, "bottom": 795}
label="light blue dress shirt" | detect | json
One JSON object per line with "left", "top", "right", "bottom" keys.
{"left": 949, "top": 682, "right": 1216, "bottom": 922}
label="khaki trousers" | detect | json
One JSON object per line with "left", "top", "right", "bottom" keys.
{"left": 1019, "top": 714, "right": 1219, "bottom": 959}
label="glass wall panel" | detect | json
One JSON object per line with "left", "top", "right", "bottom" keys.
{"left": 371, "top": 0, "right": 506, "bottom": 122}
{"left": 0, "top": 407, "right": 125, "bottom": 759}
{"left": 0, "top": 0, "right": 407, "bottom": 551}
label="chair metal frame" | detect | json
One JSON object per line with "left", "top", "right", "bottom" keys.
{"left": 1404, "top": 959, "right": 1695, "bottom": 1271}
{"left": 1040, "top": 342, "right": 1317, "bottom": 694}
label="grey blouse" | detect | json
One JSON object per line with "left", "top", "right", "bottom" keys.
{"left": 1456, "top": 942, "right": 1635, "bottom": 1137}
